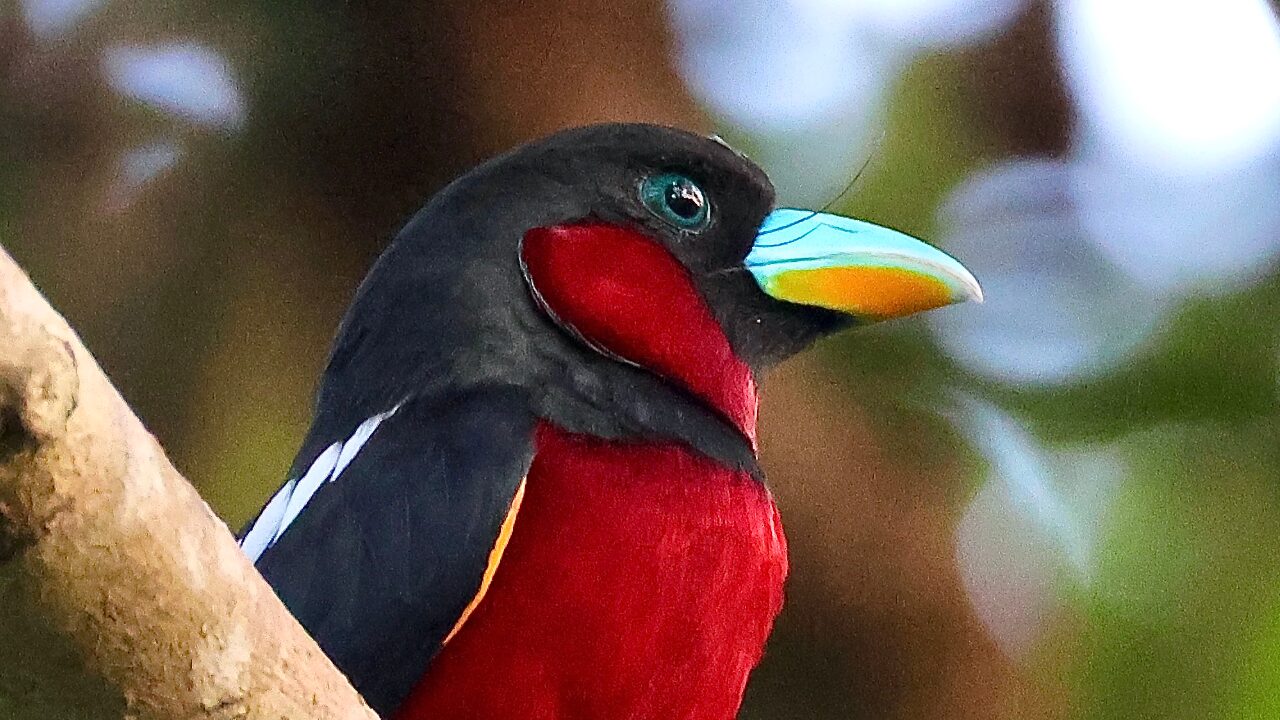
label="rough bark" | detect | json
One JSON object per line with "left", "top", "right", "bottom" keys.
{"left": 0, "top": 244, "right": 376, "bottom": 720}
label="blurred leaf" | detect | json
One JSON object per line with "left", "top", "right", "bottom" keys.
{"left": 1070, "top": 422, "right": 1280, "bottom": 720}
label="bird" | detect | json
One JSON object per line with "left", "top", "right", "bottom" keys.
{"left": 237, "top": 123, "right": 982, "bottom": 719}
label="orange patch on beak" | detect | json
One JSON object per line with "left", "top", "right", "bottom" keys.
{"left": 769, "top": 266, "right": 956, "bottom": 319}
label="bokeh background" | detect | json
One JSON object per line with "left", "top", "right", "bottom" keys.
{"left": 4, "top": 0, "right": 1280, "bottom": 718}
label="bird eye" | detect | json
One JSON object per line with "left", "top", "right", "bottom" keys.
{"left": 640, "top": 173, "right": 710, "bottom": 231}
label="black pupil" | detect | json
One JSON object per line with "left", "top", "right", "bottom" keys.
{"left": 665, "top": 180, "right": 704, "bottom": 219}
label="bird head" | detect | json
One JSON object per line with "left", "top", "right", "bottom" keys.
{"left": 513, "top": 124, "right": 981, "bottom": 370}
{"left": 325, "top": 124, "right": 981, "bottom": 467}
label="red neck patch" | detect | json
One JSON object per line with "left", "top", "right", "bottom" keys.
{"left": 520, "top": 223, "right": 758, "bottom": 440}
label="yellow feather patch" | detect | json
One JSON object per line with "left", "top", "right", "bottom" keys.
{"left": 443, "top": 477, "right": 526, "bottom": 644}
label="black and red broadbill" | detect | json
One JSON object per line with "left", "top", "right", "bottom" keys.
{"left": 239, "top": 124, "right": 982, "bottom": 719}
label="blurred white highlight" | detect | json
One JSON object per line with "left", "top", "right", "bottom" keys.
{"left": 21, "top": 0, "right": 105, "bottom": 39}
{"left": 105, "top": 141, "right": 183, "bottom": 212}
{"left": 667, "top": 0, "right": 1024, "bottom": 204}
{"left": 930, "top": 160, "right": 1170, "bottom": 384}
{"left": 103, "top": 43, "right": 247, "bottom": 131}
{"left": 1059, "top": 0, "right": 1280, "bottom": 173}
{"left": 951, "top": 396, "right": 1121, "bottom": 658}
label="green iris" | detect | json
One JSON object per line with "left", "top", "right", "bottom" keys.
{"left": 640, "top": 173, "right": 711, "bottom": 231}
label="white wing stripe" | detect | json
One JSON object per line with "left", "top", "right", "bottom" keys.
{"left": 238, "top": 404, "right": 403, "bottom": 563}
{"left": 239, "top": 478, "right": 297, "bottom": 563}
{"left": 272, "top": 442, "right": 342, "bottom": 546}
{"left": 332, "top": 407, "right": 397, "bottom": 482}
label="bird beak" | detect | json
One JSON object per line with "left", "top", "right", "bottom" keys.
{"left": 745, "top": 209, "right": 983, "bottom": 321}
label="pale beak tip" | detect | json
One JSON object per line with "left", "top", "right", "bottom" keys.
{"left": 961, "top": 274, "right": 985, "bottom": 305}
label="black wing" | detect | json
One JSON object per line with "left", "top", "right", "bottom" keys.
{"left": 242, "top": 386, "right": 534, "bottom": 715}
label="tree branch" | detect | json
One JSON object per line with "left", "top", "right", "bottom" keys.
{"left": 0, "top": 244, "right": 377, "bottom": 720}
